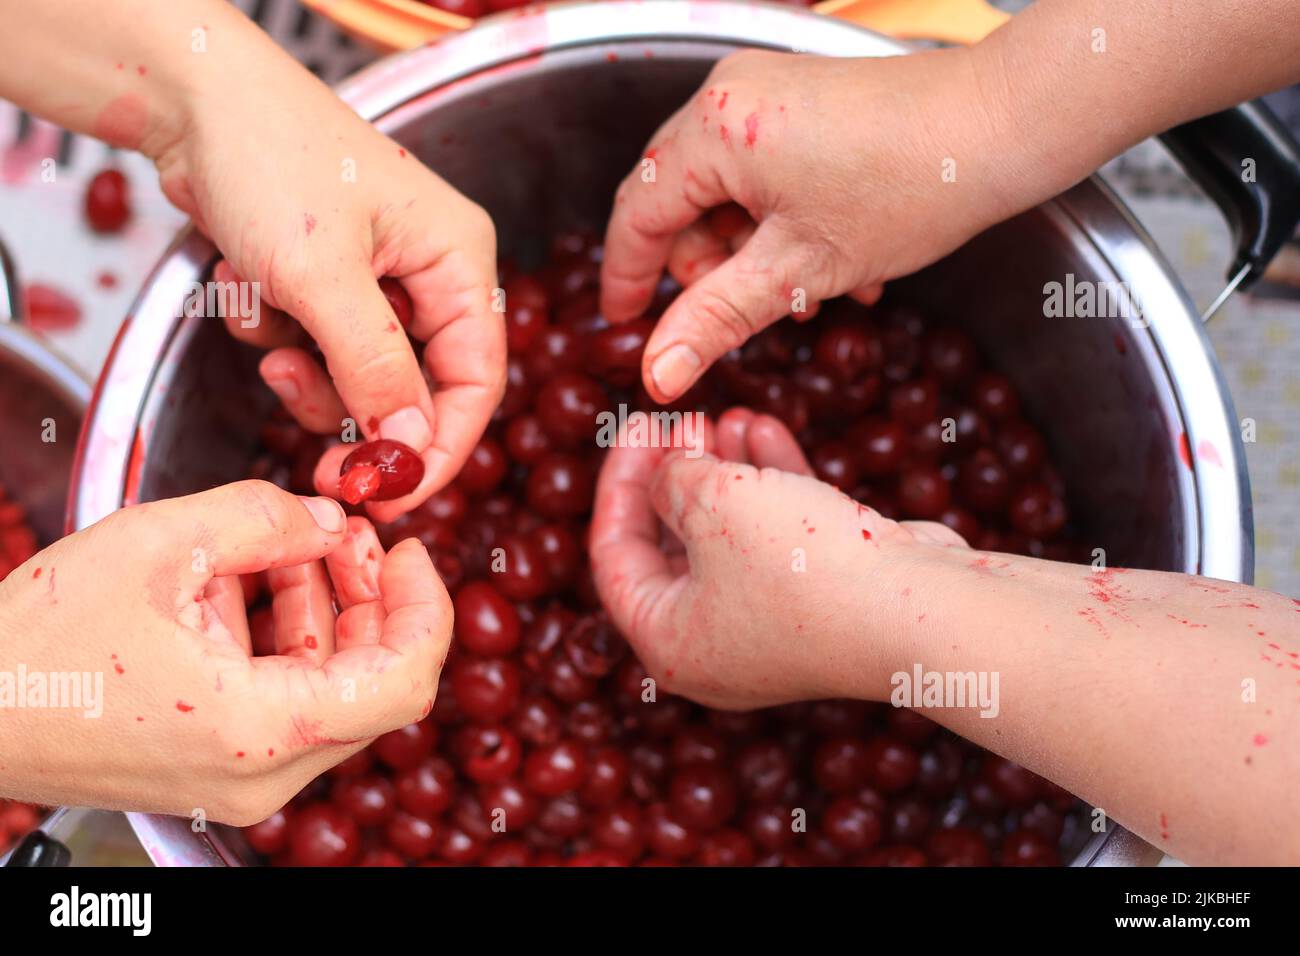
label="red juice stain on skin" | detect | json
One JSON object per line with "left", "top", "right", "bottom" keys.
{"left": 717, "top": 91, "right": 729, "bottom": 109}
{"left": 1159, "top": 812, "right": 1169, "bottom": 841}
{"left": 304, "top": 634, "right": 318, "bottom": 650}
{"left": 1253, "top": 733, "right": 1268, "bottom": 747}
{"left": 268, "top": 748, "right": 274, "bottom": 757}
{"left": 1196, "top": 439, "right": 1222, "bottom": 468}
{"left": 136, "top": 65, "right": 147, "bottom": 76}
{"left": 92, "top": 93, "right": 149, "bottom": 149}
{"left": 304, "top": 213, "right": 316, "bottom": 236}
{"left": 32, "top": 567, "right": 41, "bottom": 579}
{"left": 719, "top": 125, "right": 730, "bottom": 146}
{"left": 1177, "top": 432, "right": 1192, "bottom": 470}
{"left": 23, "top": 283, "right": 82, "bottom": 332}
{"left": 114, "top": 663, "right": 124, "bottom": 675}
{"left": 1166, "top": 613, "right": 1207, "bottom": 629}
{"left": 176, "top": 701, "right": 194, "bottom": 713}
{"left": 744, "top": 112, "right": 759, "bottom": 149}
{"left": 236, "top": 751, "right": 245, "bottom": 758}
{"left": 96, "top": 270, "right": 118, "bottom": 290}
{"left": 398, "top": 148, "right": 407, "bottom": 158}
{"left": 1088, "top": 569, "right": 1125, "bottom": 604}
{"left": 806, "top": 527, "right": 815, "bottom": 534}
{"left": 861, "top": 529, "right": 872, "bottom": 540}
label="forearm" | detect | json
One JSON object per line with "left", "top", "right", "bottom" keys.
{"left": 857, "top": 547, "right": 1300, "bottom": 865}
{"left": 969, "top": 0, "right": 1300, "bottom": 225}
{"left": 0, "top": 0, "right": 317, "bottom": 159}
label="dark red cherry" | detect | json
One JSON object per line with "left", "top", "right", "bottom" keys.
{"left": 511, "top": 693, "right": 564, "bottom": 746}
{"left": 1008, "top": 484, "right": 1067, "bottom": 538}
{"left": 528, "top": 523, "right": 581, "bottom": 590}
{"left": 458, "top": 437, "right": 508, "bottom": 496}
{"left": 526, "top": 453, "right": 594, "bottom": 518}
{"left": 812, "top": 737, "right": 872, "bottom": 794}
{"left": 588, "top": 320, "right": 653, "bottom": 387}
{"left": 243, "top": 808, "right": 291, "bottom": 856}
{"left": 453, "top": 581, "right": 521, "bottom": 656}
{"left": 888, "top": 378, "right": 940, "bottom": 426}
{"left": 449, "top": 656, "right": 521, "bottom": 723}
{"left": 957, "top": 448, "right": 1012, "bottom": 513}
{"left": 814, "top": 324, "right": 883, "bottom": 381}
{"left": 503, "top": 275, "right": 550, "bottom": 352}
{"left": 853, "top": 419, "right": 909, "bottom": 476}
{"left": 394, "top": 757, "right": 457, "bottom": 818}
{"left": 1001, "top": 828, "right": 1060, "bottom": 866}
{"left": 451, "top": 725, "right": 522, "bottom": 784}
{"left": 563, "top": 613, "right": 625, "bottom": 678}
{"left": 923, "top": 327, "right": 978, "bottom": 387}
{"left": 734, "top": 740, "right": 794, "bottom": 803}
{"left": 289, "top": 803, "right": 360, "bottom": 867}
{"left": 523, "top": 740, "right": 588, "bottom": 797}
{"left": 504, "top": 413, "right": 552, "bottom": 465}
{"left": 811, "top": 442, "right": 861, "bottom": 489}
{"left": 535, "top": 372, "right": 607, "bottom": 447}
{"left": 591, "top": 800, "right": 646, "bottom": 862}
{"left": 332, "top": 773, "right": 398, "bottom": 827}
{"left": 821, "top": 796, "right": 883, "bottom": 853}
{"left": 494, "top": 533, "right": 550, "bottom": 601}
{"left": 972, "top": 372, "right": 1020, "bottom": 422}
{"left": 84, "top": 168, "right": 131, "bottom": 233}
{"left": 525, "top": 327, "right": 585, "bottom": 381}
{"left": 645, "top": 802, "right": 701, "bottom": 860}
{"left": 898, "top": 466, "right": 951, "bottom": 520}
{"left": 928, "top": 826, "right": 992, "bottom": 866}
{"left": 581, "top": 747, "right": 630, "bottom": 807}
{"left": 696, "top": 829, "right": 756, "bottom": 867}
{"left": 339, "top": 439, "right": 425, "bottom": 503}
{"left": 371, "top": 720, "right": 437, "bottom": 771}
{"left": 997, "top": 421, "right": 1048, "bottom": 479}
{"left": 667, "top": 764, "right": 737, "bottom": 831}
{"left": 386, "top": 812, "right": 439, "bottom": 860}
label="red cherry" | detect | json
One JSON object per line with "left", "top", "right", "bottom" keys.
{"left": 428, "top": 0, "right": 486, "bottom": 15}
{"left": 667, "top": 764, "right": 737, "bottom": 831}
{"left": 449, "top": 656, "right": 521, "bottom": 723}
{"left": 821, "top": 796, "right": 883, "bottom": 852}
{"left": 972, "top": 372, "right": 1020, "bottom": 422}
{"left": 927, "top": 826, "right": 992, "bottom": 866}
{"left": 526, "top": 454, "right": 594, "bottom": 518}
{"left": 696, "top": 828, "right": 756, "bottom": 866}
{"left": 289, "top": 803, "right": 360, "bottom": 867}
{"left": 523, "top": 740, "right": 588, "bottom": 797}
{"left": 332, "top": 774, "right": 398, "bottom": 827}
{"left": 451, "top": 725, "right": 523, "bottom": 784}
{"left": 243, "top": 808, "right": 291, "bottom": 856}
{"left": 339, "top": 439, "right": 425, "bottom": 503}
{"left": 503, "top": 275, "right": 550, "bottom": 352}
{"left": 454, "top": 581, "right": 521, "bottom": 655}
{"left": 1001, "top": 828, "right": 1060, "bottom": 866}
{"left": 645, "top": 802, "right": 701, "bottom": 860}
{"left": 494, "top": 533, "right": 550, "bottom": 601}
{"left": 458, "top": 437, "right": 508, "bottom": 496}
{"left": 588, "top": 320, "right": 653, "bottom": 387}
{"left": 1008, "top": 484, "right": 1067, "bottom": 538}
{"left": 504, "top": 413, "right": 552, "bottom": 465}
{"left": 84, "top": 168, "right": 131, "bottom": 233}
{"left": 591, "top": 800, "right": 646, "bottom": 862}
{"left": 812, "top": 737, "right": 872, "bottom": 794}
{"left": 814, "top": 324, "right": 883, "bottom": 381}
{"left": 395, "top": 757, "right": 457, "bottom": 818}
{"left": 535, "top": 372, "right": 607, "bottom": 447}
{"left": 371, "top": 720, "right": 437, "bottom": 771}
{"left": 898, "top": 466, "right": 951, "bottom": 520}
{"left": 386, "top": 812, "right": 439, "bottom": 861}
{"left": 853, "top": 419, "right": 909, "bottom": 476}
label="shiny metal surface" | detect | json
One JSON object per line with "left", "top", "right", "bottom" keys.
{"left": 0, "top": 240, "right": 90, "bottom": 546}
{"left": 70, "top": 1, "right": 1250, "bottom": 867}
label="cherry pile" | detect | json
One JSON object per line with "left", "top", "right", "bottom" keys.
{"left": 0, "top": 484, "right": 48, "bottom": 856}
{"left": 241, "top": 228, "right": 1087, "bottom": 866}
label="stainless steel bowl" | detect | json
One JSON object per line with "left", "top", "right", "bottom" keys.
{"left": 0, "top": 244, "right": 90, "bottom": 548}
{"left": 71, "top": 0, "right": 1252, "bottom": 867}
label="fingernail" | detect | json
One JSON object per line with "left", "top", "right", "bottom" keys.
{"left": 649, "top": 344, "right": 702, "bottom": 399}
{"left": 379, "top": 406, "right": 433, "bottom": 449}
{"left": 300, "top": 496, "right": 346, "bottom": 533}
{"left": 264, "top": 375, "right": 301, "bottom": 405}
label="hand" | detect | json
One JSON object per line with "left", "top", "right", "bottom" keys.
{"left": 0, "top": 481, "right": 451, "bottom": 825}
{"left": 600, "top": 48, "right": 1016, "bottom": 402}
{"left": 589, "top": 408, "right": 968, "bottom": 710}
{"left": 150, "top": 25, "right": 503, "bottom": 522}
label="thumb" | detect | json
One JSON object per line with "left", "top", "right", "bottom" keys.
{"left": 296, "top": 257, "right": 435, "bottom": 450}
{"left": 130, "top": 480, "right": 347, "bottom": 589}
{"left": 641, "top": 224, "right": 820, "bottom": 402}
